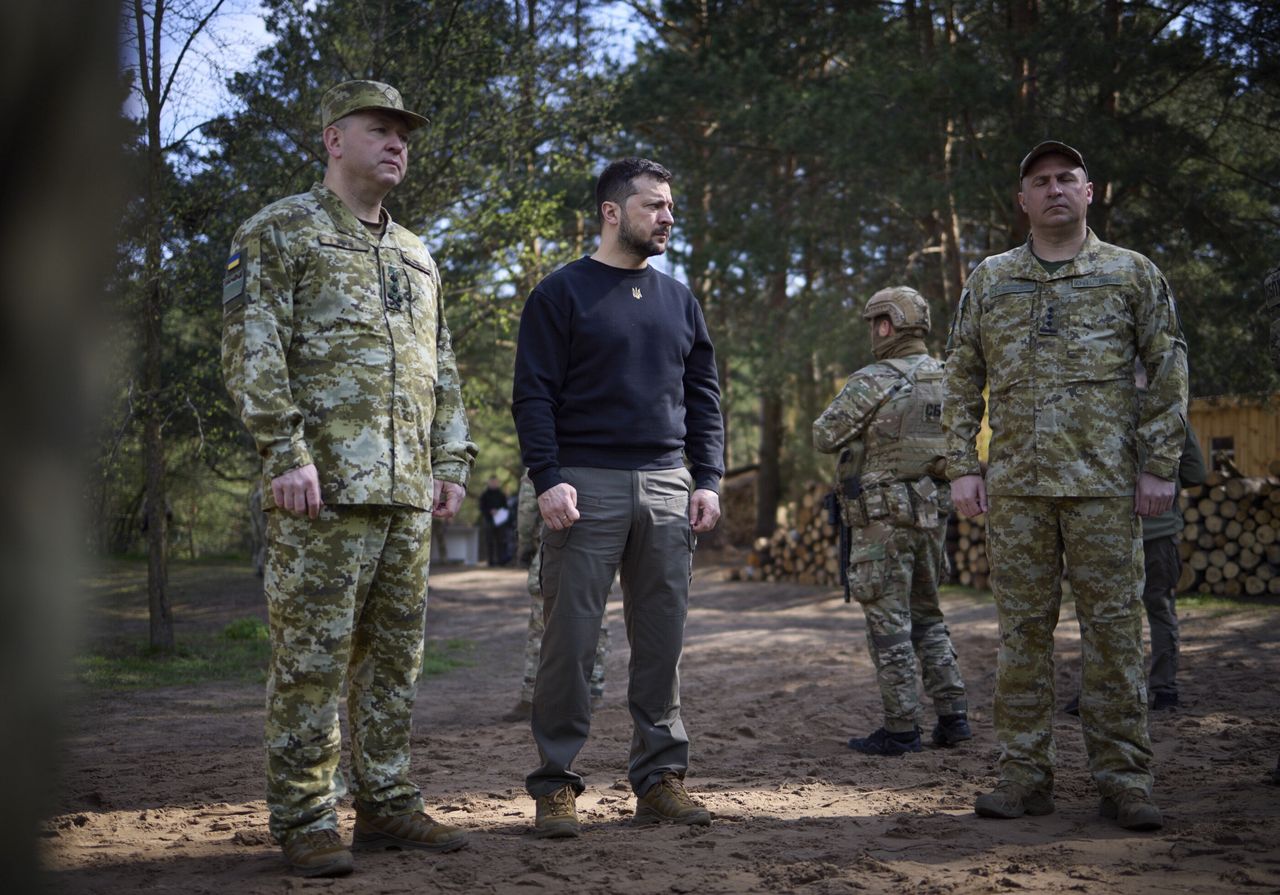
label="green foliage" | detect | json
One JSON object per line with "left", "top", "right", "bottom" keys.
{"left": 625, "top": 0, "right": 1280, "bottom": 517}
{"left": 1177, "top": 592, "right": 1280, "bottom": 616}
{"left": 73, "top": 633, "right": 271, "bottom": 689}
{"left": 422, "top": 638, "right": 475, "bottom": 676}
{"left": 222, "top": 617, "right": 269, "bottom": 641}
{"left": 72, "top": 629, "right": 474, "bottom": 689}
{"left": 100, "top": 0, "right": 624, "bottom": 556}
{"left": 105, "top": 0, "right": 1280, "bottom": 553}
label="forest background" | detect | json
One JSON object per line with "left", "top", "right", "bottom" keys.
{"left": 105, "top": 0, "right": 1280, "bottom": 649}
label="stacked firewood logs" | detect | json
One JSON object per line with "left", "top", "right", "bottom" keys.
{"left": 1178, "top": 463, "right": 1280, "bottom": 596}
{"left": 736, "top": 482, "right": 840, "bottom": 587}
{"left": 947, "top": 514, "right": 989, "bottom": 591}
{"left": 735, "top": 462, "right": 1280, "bottom": 597}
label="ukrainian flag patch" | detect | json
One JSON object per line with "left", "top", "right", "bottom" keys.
{"left": 223, "top": 251, "right": 246, "bottom": 309}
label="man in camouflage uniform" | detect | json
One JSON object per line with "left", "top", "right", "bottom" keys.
{"left": 222, "top": 80, "right": 478, "bottom": 877}
{"left": 943, "top": 141, "right": 1188, "bottom": 831}
{"left": 814, "top": 287, "right": 970, "bottom": 756}
{"left": 505, "top": 472, "right": 610, "bottom": 721}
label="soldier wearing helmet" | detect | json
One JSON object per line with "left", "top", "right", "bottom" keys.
{"left": 813, "top": 286, "right": 970, "bottom": 756}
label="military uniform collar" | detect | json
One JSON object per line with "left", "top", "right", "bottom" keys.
{"left": 1016, "top": 228, "right": 1103, "bottom": 281}
{"left": 311, "top": 182, "right": 395, "bottom": 243}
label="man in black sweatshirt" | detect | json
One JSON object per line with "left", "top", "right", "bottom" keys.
{"left": 512, "top": 157, "right": 724, "bottom": 838}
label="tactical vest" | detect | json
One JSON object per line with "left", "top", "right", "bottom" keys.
{"left": 860, "top": 355, "right": 947, "bottom": 483}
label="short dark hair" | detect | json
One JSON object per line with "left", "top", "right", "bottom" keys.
{"left": 595, "top": 157, "right": 672, "bottom": 220}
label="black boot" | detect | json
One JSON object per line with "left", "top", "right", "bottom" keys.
{"left": 847, "top": 727, "right": 922, "bottom": 756}
{"left": 931, "top": 713, "right": 973, "bottom": 747}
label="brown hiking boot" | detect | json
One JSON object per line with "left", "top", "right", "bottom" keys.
{"left": 1099, "top": 788, "right": 1164, "bottom": 831}
{"left": 974, "top": 780, "right": 1055, "bottom": 819}
{"left": 634, "top": 773, "right": 711, "bottom": 826}
{"left": 281, "top": 828, "right": 353, "bottom": 878}
{"left": 534, "top": 785, "right": 580, "bottom": 839}
{"left": 353, "top": 810, "right": 469, "bottom": 852}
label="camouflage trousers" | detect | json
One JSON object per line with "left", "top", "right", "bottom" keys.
{"left": 847, "top": 520, "right": 967, "bottom": 733}
{"left": 520, "top": 544, "right": 610, "bottom": 704}
{"left": 263, "top": 505, "right": 432, "bottom": 843}
{"left": 987, "top": 495, "right": 1153, "bottom": 797}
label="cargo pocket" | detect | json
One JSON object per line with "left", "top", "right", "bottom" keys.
{"left": 848, "top": 541, "right": 887, "bottom": 603}
{"left": 910, "top": 477, "right": 941, "bottom": 530}
{"left": 537, "top": 525, "right": 571, "bottom": 596}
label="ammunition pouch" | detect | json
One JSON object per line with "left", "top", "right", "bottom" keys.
{"left": 842, "top": 476, "right": 949, "bottom": 530}
{"left": 834, "top": 476, "right": 863, "bottom": 529}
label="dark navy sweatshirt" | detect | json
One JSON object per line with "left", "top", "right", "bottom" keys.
{"left": 511, "top": 257, "right": 724, "bottom": 495}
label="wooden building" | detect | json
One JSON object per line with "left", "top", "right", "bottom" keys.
{"left": 1188, "top": 393, "right": 1280, "bottom": 477}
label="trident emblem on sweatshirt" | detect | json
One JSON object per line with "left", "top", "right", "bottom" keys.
{"left": 632, "top": 287, "right": 643, "bottom": 300}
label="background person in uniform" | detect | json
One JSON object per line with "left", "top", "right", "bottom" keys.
{"left": 478, "top": 475, "right": 509, "bottom": 565}
{"left": 505, "top": 472, "right": 610, "bottom": 722}
{"left": 813, "top": 286, "right": 970, "bottom": 757}
{"left": 512, "top": 157, "right": 724, "bottom": 838}
{"left": 222, "top": 80, "right": 478, "bottom": 877}
{"left": 942, "top": 140, "right": 1188, "bottom": 832}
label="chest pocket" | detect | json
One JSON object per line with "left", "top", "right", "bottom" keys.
{"left": 1055, "top": 275, "right": 1133, "bottom": 376}
{"left": 310, "top": 234, "right": 377, "bottom": 328}
{"left": 394, "top": 249, "right": 440, "bottom": 370}
{"left": 981, "top": 281, "right": 1037, "bottom": 376}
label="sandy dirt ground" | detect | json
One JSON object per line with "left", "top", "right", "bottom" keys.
{"left": 44, "top": 555, "right": 1280, "bottom": 893}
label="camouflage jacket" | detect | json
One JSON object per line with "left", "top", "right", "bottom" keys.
{"left": 221, "top": 183, "right": 476, "bottom": 511}
{"left": 813, "top": 353, "right": 946, "bottom": 489}
{"left": 942, "top": 229, "right": 1188, "bottom": 497}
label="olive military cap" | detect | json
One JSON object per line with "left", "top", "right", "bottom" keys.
{"left": 320, "top": 80, "right": 429, "bottom": 131}
{"left": 1018, "top": 140, "right": 1087, "bottom": 180}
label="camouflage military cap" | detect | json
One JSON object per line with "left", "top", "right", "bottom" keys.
{"left": 1019, "top": 140, "right": 1087, "bottom": 180}
{"left": 320, "top": 80, "right": 428, "bottom": 131}
{"left": 863, "top": 286, "right": 930, "bottom": 334}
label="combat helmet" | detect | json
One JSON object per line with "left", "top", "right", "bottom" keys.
{"left": 862, "top": 286, "right": 930, "bottom": 335}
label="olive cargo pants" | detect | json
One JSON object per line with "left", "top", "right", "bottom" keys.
{"left": 526, "top": 466, "right": 695, "bottom": 799}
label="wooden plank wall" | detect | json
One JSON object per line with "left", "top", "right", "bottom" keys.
{"left": 1188, "top": 393, "right": 1280, "bottom": 477}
